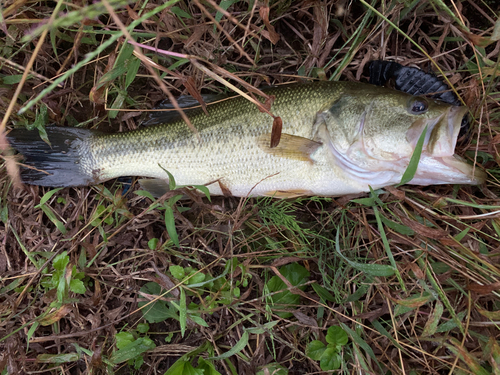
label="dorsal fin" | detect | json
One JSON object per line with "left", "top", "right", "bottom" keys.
{"left": 142, "top": 93, "right": 229, "bottom": 126}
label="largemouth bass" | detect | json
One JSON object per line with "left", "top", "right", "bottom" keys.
{"left": 8, "top": 81, "right": 485, "bottom": 197}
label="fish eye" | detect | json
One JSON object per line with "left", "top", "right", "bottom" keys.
{"left": 408, "top": 97, "right": 429, "bottom": 115}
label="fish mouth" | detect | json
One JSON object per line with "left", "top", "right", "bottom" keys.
{"left": 409, "top": 106, "right": 486, "bottom": 185}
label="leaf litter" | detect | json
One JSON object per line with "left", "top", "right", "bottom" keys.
{"left": 0, "top": 0, "right": 499, "bottom": 374}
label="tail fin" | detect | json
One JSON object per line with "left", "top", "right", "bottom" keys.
{"left": 7, "top": 127, "right": 96, "bottom": 187}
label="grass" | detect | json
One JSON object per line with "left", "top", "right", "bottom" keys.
{"left": 1, "top": 0, "right": 500, "bottom": 374}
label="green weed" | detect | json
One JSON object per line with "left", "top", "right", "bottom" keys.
{"left": 111, "top": 327, "right": 156, "bottom": 370}
{"left": 306, "top": 326, "right": 349, "bottom": 371}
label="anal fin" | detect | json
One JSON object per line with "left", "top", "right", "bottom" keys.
{"left": 138, "top": 178, "right": 171, "bottom": 197}
{"left": 263, "top": 189, "right": 313, "bottom": 198}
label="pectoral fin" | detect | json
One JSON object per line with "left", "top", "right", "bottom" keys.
{"left": 217, "top": 179, "right": 232, "bottom": 197}
{"left": 256, "top": 133, "right": 321, "bottom": 162}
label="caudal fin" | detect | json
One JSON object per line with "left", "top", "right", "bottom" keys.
{"left": 7, "top": 127, "right": 96, "bottom": 187}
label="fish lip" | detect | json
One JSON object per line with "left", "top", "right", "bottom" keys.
{"left": 446, "top": 105, "right": 469, "bottom": 154}
{"left": 440, "top": 155, "right": 486, "bottom": 184}
{"left": 410, "top": 154, "right": 486, "bottom": 185}
{"left": 410, "top": 106, "right": 485, "bottom": 185}
{"left": 425, "top": 105, "right": 468, "bottom": 157}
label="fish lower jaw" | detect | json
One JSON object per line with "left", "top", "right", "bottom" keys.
{"left": 330, "top": 152, "right": 484, "bottom": 189}
{"left": 409, "top": 154, "right": 485, "bottom": 186}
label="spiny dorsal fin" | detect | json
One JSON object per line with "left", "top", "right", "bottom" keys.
{"left": 256, "top": 133, "right": 322, "bottom": 162}
{"left": 142, "top": 94, "right": 229, "bottom": 126}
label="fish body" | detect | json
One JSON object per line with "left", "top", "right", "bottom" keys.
{"left": 8, "top": 81, "right": 485, "bottom": 197}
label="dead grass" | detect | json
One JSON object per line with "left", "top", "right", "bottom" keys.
{"left": 1, "top": 0, "right": 500, "bottom": 374}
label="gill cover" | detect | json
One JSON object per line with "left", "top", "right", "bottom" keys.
{"left": 313, "top": 95, "right": 408, "bottom": 188}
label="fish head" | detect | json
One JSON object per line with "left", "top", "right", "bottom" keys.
{"left": 318, "top": 86, "right": 485, "bottom": 187}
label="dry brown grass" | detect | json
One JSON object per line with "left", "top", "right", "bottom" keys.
{"left": 1, "top": 0, "right": 499, "bottom": 374}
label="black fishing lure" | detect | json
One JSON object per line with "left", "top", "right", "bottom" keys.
{"left": 369, "top": 60, "right": 469, "bottom": 136}
{"left": 369, "top": 60, "right": 459, "bottom": 105}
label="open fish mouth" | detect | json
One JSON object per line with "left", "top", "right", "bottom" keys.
{"left": 321, "top": 101, "right": 485, "bottom": 189}
{"left": 409, "top": 105, "right": 486, "bottom": 185}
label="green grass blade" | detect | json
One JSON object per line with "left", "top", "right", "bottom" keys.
{"left": 208, "top": 331, "right": 249, "bottom": 360}
{"left": 373, "top": 206, "right": 405, "bottom": 291}
{"left": 415, "top": 250, "right": 465, "bottom": 335}
{"left": 371, "top": 319, "right": 405, "bottom": 351}
{"left": 397, "top": 125, "right": 427, "bottom": 186}
{"left": 335, "top": 226, "right": 395, "bottom": 277}
{"left": 19, "top": 0, "right": 183, "bottom": 115}
{"left": 340, "top": 323, "right": 382, "bottom": 371}
{"left": 164, "top": 205, "right": 179, "bottom": 247}
{"left": 179, "top": 288, "right": 187, "bottom": 338}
